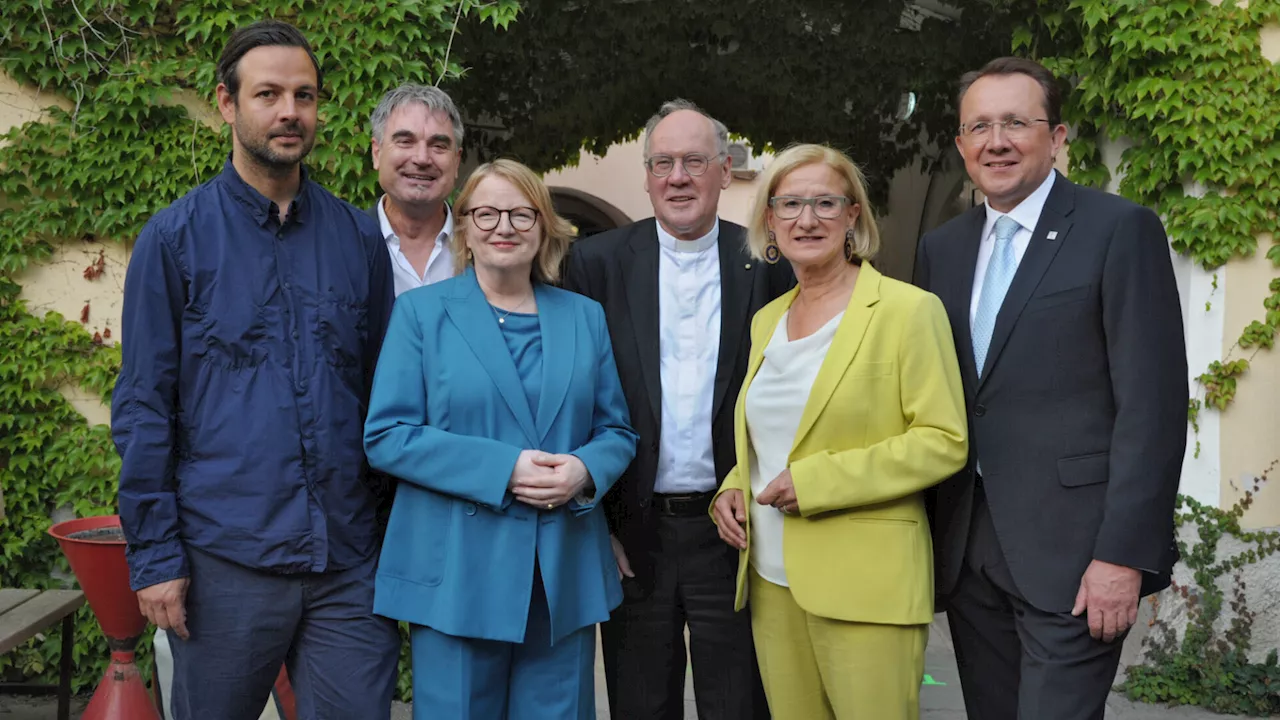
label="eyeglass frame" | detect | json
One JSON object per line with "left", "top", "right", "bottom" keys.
{"left": 767, "top": 195, "right": 853, "bottom": 221}
{"left": 461, "top": 206, "right": 541, "bottom": 232}
{"left": 958, "top": 116, "right": 1052, "bottom": 140}
{"left": 643, "top": 152, "right": 727, "bottom": 178}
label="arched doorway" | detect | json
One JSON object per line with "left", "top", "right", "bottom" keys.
{"left": 550, "top": 187, "right": 631, "bottom": 239}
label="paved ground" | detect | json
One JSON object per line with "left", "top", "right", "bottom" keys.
{"left": 0, "top": 616, "right": 1232, "bottom": 718}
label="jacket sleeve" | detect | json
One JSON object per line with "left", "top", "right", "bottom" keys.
{"left": 364, "top": 297, "right": 522, "bottom": 510}
{"left": 791, "top": 292, "right": 969, "bottom": 515}
{"left": 112, "top": 221, "right": 188, "bottom": 591}
{"left": 568, "top": 302, "right": 638, "bottom": 514}
{"left": 1092, "top": 206, "right": 1188, "bottom": 572}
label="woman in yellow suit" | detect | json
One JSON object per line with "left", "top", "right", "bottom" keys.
{"left": 711, "top": 143, "right": 968, "bottom": 719}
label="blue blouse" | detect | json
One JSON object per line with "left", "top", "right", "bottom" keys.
{"left": 492, "top": 307, "right": 542, "bottom": 415}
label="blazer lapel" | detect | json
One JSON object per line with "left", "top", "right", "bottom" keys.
{"left": 978, "top": 173, "right": 1075, "bottom": 390}
{"left": 791, "top": 263, "right": 883, "bottom": 452}
{"left": 713, "top": 225, "right": 753, "bottom": 420}
{"left": 534, "top": 285, "right": 575, "bottom": 442}
{"left": 624, "top": 222, "right": 663, "bottom": 424}
{"left": 443, "top": 270, "right": 539, "bottom": 445}
{"left": 951, "top": 208, "right": 985, "bottom": 395}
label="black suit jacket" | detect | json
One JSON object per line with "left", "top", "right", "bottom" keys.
{"left": 562, "top": 218, "right": 795, "bottom": 590}
{"left": 913, "top": 172, "right": 1189, "bottom": 613}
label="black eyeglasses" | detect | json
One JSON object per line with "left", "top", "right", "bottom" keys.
{"left": 462, "top": 206, "right": 540, "bottom": 231}
{"left": 644, "top": 153, "right": 724, "bottom": 178}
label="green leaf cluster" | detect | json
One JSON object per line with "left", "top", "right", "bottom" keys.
{"left": 0, "top": 0, "right": 516, "bottom": 697}
{"left": 1120, "top": 462, "right": 1280, "bottom": 715}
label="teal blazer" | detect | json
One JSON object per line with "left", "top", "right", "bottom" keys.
{"left": 365, "top": 269, "right": 637, "bottom": 644}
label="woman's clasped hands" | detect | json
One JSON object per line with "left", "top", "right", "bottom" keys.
{"left": 509, "top": 449, "right": 594, "bottom": 509}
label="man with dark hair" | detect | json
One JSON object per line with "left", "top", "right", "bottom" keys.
{"left": 914, "top": 56, "right": 1188, "bottom": 719}
{"left": 113, "top": 19, "right": 399, "bottom": 719}
{"left": 563, "top": 99, "right": 790, "bottom": 719}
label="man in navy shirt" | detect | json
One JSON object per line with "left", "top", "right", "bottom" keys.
{"left": 111, "top": 20, "right": 399, "bottom": 719}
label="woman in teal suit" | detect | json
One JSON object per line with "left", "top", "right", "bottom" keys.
{"left": 364, "top": 159, "right": 637, "bottom": 720}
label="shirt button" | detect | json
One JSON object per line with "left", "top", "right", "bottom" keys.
{"left": 292, "top": 331, "right": 300, "bottom": 339}
{"left": 284, "top": 282, "right": 292, "bottom": 290}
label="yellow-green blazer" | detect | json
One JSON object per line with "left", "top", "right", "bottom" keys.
{"left": 712, "top": 262, "right": 968, "bottom": 626}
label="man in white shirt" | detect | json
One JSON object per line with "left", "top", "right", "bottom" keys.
{"left": 564, "top": 99, "right": 793, "bottom": 720}
{"left": 368, "top": 84, "right": 462, "bottom": 297}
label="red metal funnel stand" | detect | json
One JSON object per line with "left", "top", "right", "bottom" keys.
{"left": 49, "top": 514, "right": 160, "bottom": 720}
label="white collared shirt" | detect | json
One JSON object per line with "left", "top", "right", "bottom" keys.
{"left": 654, "top": 220, "right": 722, "bottom": 495}
{"left": 969, "top": 171, "right": 1057, "bottom": 326}
{"left": 378, "top": 196, "right": 456, "bottom": 298}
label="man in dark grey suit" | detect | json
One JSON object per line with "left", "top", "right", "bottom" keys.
{"left": 913, "top": 57, "right": 1189, "bottom": 720}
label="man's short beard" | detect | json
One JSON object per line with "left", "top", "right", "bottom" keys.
{"left": 234, "top": 113, "right": 314, "bottom": 173}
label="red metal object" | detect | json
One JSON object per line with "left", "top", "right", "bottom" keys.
{"left": 273, "top": 665, "right": 298, "bottom": 720}
{"left": 49, "top": 515, "right": 161, "bottom": 720}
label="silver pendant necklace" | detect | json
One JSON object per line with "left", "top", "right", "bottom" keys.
{"left": 496, "top": 293, "right": 533, "bottom": 324}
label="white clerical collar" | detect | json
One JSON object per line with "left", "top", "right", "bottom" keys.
{"left": 378, "top": 194, "right": 454, "bottom": 249}
{"left": 656, "top": 218, "right": 719, "bottom": 253}
{"left": 983, "top": 170, "right": 1055, "bottom": 235}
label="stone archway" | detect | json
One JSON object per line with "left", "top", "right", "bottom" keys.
{"left": 550, "top": 187, "right": 631, "bottom": 239}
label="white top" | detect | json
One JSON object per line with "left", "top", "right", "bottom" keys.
{"left": 745, "top": 308, "right": 844, "bottom": 586}
{"left": 378, "top": 195, "right": 456, "bottom": 298}
{"left": 969, "top": 171, "right": 1056, "bottom": 326}
{"left": 654, "top": 220, "right": 722, "bottom": 494}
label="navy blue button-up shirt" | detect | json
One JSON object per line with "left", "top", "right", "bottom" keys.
{"left": 112, "top": 158, "right": 395, "bottom": 591}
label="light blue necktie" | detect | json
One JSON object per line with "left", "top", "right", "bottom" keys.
{"left": 972, "top": 215, "right": 1021, "bottom": 378}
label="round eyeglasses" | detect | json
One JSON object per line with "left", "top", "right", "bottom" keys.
{"left": 644, "top": 153, "right": 724, "bottom": 178}
{"left": 768, "top": 195, "right": 851, "bottom": 220}
{"left": 463, "top": 206, "right": 540, "bottom": 232}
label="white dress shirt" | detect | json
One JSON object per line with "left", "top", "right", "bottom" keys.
{"left": 378, "top": 196, "right": 456, "bottom": 298}
{"left": 654, "top": 220, "right": 722, "bottom": 495}
{"left": 745, "top": 309, "right": 843, "bottom": 586}
{"left": 969, "top": 171, "right": 1057, "bottom": 326}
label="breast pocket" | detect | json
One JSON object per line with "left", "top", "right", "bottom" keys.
{"left": 316, "top": 294, "right": 369, "bottom": 370}
{"left": 1024, "top": 284, "right": 1091, "bottom": 314}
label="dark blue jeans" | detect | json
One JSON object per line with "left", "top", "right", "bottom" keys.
{"left": 168, "top": 548, "right": 400, "bottom": 720}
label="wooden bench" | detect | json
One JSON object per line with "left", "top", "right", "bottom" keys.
{"left": 0, "top": 589, "right": 85, "bottom": 720}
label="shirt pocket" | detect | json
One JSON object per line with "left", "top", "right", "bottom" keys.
{"left": 315, "top": 293, "right": 369, "bottom": 370}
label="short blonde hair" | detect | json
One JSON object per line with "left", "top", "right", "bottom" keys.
{"left": 452, "top": 159, "right": 575, "bottom": 284}
{"left": 746, "top": 143, "right": 881, "bottom": 263}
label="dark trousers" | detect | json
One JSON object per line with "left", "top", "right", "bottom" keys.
{"left": 946, "top": 486, "right": 1125, "bottom": 720}
{"left": 601, "top": 510, "right": 769, "bottom": 720}
{"left": 169, "top": 547, "right": 401, "bottom": 720}
{"left": 409, "top": 564, "right": 595, "bottom": 720}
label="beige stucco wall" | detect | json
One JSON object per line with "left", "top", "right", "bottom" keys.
{"left": 1219, "top": 241, "right": 1280, "bottom": 526}
{"left": 1216, "top": 22, "right": 1280, "bottom": 528}
{"left": 2, "top": 71, "right": 122, "bottom": 427}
